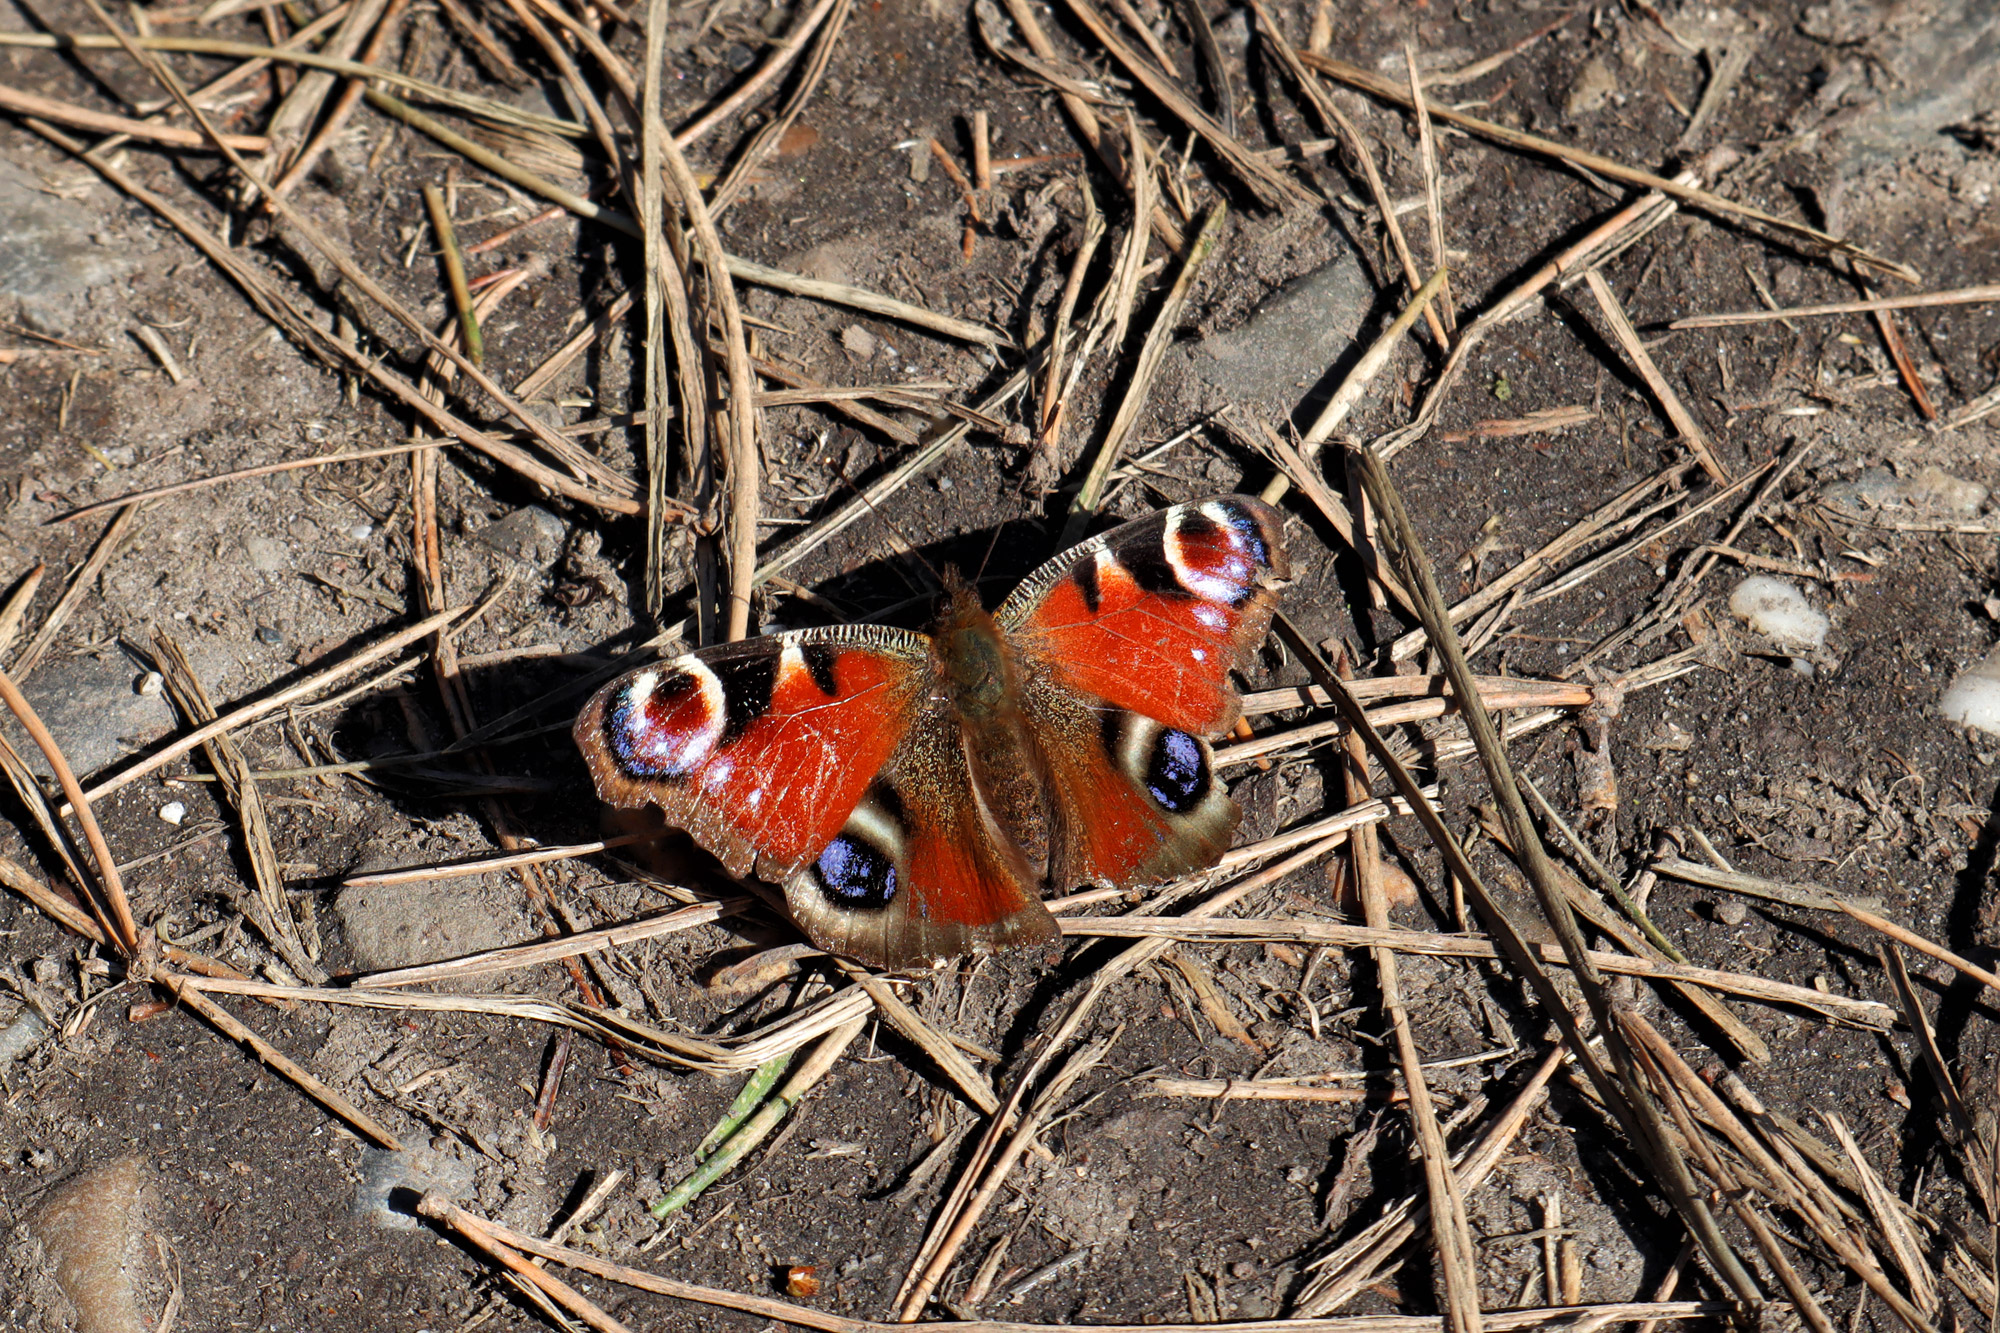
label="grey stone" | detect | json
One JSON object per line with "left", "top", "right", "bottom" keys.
{"left": 0, "top": 652, "right": 178, "bottom": 779}
{"left": 1818, "top": 0, "right": 2000, "bottom": 167}
{"left": 353, "top": 1145, "right": 477, "bottom": 1230}
{"left": 335, "top": 877, "right": 528, "bottom": 986}
{"left": 1178, "top": 247, "right": 1375, "bottom": 426}
{"left": 0, "top": 158, "right": 140, "bottom": 315}
{"left": 473, "top": 505, "right": 567, "bottom": 568}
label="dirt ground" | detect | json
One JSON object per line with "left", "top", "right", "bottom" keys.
{"left": 3, "top": 0, "right": 2000, "bottom": 1327}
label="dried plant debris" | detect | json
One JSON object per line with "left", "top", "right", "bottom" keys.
{"left": 7, "top": 0, "right": 2000, "bottom": 1327}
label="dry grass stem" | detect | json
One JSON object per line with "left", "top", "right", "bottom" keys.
{"left": 342, "top": 832, "right": 657, "bottom": 886}
{"left": 151, "top": 633, "right": 320, "bottom": 982}
{"left": 0, "top": 80, "right": 270, "bottom": 147}
{"left": 0, "top": 565, "right": 45, "bottom": 660}
{"left": 268, "top": 0, "right": 408, "bottom": 197}
{"left": 1065, "top": 202, "right": 1228, "bottom": 539}
{"left": 0, "top": 31, "right": 586, "bottom": 137}
{"left": 1219, "top": 680, "right": 1592, "bottom": 767}
{"left": 837, "top": 964, "right": 1004, "bottom": 1116}
{"left": 354, "top": 900, "right": 744, "bottom": 989}
{"left": 1301, "top": 267, "right": 1452, "bottom": 449}
{"left": 1581, "top": 270, "right": 1728, "bottom": 483}
{"left": 1250, "top": 422, "right": 1417, "bottom": 616}
{"left": 1489, "top": 795, "right": 1766, "bottom": 1063}
{"left": 0, "top": 850, "right": 106, "bottom": 944}
{"left": 1404, "top": 46, "right": 1455, "bottom": 334}
{"left": 1141, "top": 1078, "right": 1403, "bottom": 1103}
{"left": 159, "top": 973, "right": 403, "bottom": 1149}
{"left": 984, "top": 0, "right": 1183, "bottom": 248}
{"left": 754, "top": 368, "right": 1031, "bottom": 588}
{"left": 425, "top": 1189, "right": 1727, "bottom": 1333}
{"left": 181, "top": 971, "right": 881, "bottom": 1072}
{"left": 27, "top": 117, "right": 643, "bottom": 513}
{"left": 1372, "top": 170, "right": 1704, "bottom": 464}
{"left": 47, "top": 442, "right": 457, "bottom": 525}
{"left": 1299, "top": 50, "right": 1915, "bottom": 282}
{"left": 1217, "top": 790, "right": 1431, "bottom": 870}
{"left": 671, "top": 0, "right": 843, "bottom": 147}
{"left": 81, "top": 606, "right": 464, "bottom": 803}
{"left": 1247, "top": 0, "right": 1447, "bottom": 348}
{"left": 1296, "top": 1045, "right": 1564, "bottom": 1314}
{"left": 0, "top": 667, "right": 138, "bottom": 951}
{"left": 897, "top": 1033, "right": 1115, "bottom": 1317}
{"left": 1059, "top": 0, "right": 1304, "bottom": 210}
{"left": 1823, "top": 1112, "right": 1942, "bottom": 1319}
{"left": 1672, "top": 284, "right": 2000, "bottom": 328}
{"left": 1879, "top": 943, "right": 1993, "bottom": 1215}
{"left": 1061, "top": 916, "right": 1892, "bottom": 1026}
{"left": 11, "top": 502, "right": 142, "bottom": 680}
{"left": 1338, "top": 649, "right": 1483, "bottom": 1333}
{"left": 1337, "top": 450, "right": 1759, "bottom": 1306}
{"left": 1650, "top": 855, "right": 1871, "bottom": 911}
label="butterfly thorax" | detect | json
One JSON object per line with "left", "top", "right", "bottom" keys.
{"left": 931, "top": 583, "right": 1052, "bottom": 875}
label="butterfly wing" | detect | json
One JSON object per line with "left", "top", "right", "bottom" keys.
{"left": 573, "top": 625, "right": 932, "bottom": 885}
{"left": 999, "top": 495, "right": 1289, "bottom": 889}
{"left": 781, "top": 699, "right": 1059, "bottom": 969}
{"left": 575, "top": 623, "right": 1058, "bottom": 970}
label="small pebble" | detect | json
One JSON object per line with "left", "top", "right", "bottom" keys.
{"left": 133, "top": 671, "right": 163, "bottom": 697}
{"left": 0, "top": 1007, "right": 51, "bottom": 1062}
{"left": 255, "top": 626, "right": 284, "bottom": 647}
{"left": 347, "top": 522, "right": 374, "bottom": 541}
{"left": 158, "top": 801, "right": 186, "bottom": 826}
{"left": 1728, "top": 575, "right": 1829, "bottom": 653}
{"left": 1941, "top": 644, "right": 2000, "bottom": 736}
{"left": 1715, "top": 899, "right": 1748, "bottom": 926}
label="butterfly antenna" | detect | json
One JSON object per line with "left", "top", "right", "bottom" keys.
{"left": 829, "top": 459, "right": 945, "bottom": 592}
{"left": 969, "top": 468, "right": 1038, "bottom": 594}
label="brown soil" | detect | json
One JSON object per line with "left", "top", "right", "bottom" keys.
{"left": 3, "top": 0, "right": 2000, "bottom": 1328}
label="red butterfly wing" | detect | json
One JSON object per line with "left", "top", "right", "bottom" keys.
{"left": 999, "top": 496, "right": 1290, "bottom": 734}
{"left": 782, "top": 701, "right": 1058, "bottom": 968}
{"left": 573, "top": 626, "right": 931, "bottom": 884}
{"left": 1000, "top": 495, "right": 1288, "bottom": 891}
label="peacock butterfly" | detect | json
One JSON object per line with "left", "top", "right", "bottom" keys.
{"left": 573, "top": 495, "right": 1290, "bottom": 969}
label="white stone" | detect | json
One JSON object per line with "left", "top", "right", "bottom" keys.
{"left": 1727, "top": 576, "right": 1829, "bottom": 653}
{"left": 1941, "top": 645, "right": 2000, "bottom": 736}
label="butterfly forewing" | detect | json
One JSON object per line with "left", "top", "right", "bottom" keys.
{"left": 573, "top": 626, "right": 931, "bottom": 883}
{"left": 999, "top": 496, "right": 1290, "bottom": 735}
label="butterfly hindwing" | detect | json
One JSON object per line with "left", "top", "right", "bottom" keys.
{"left": 1024, "top": 675, "right": 1240, "bottom": 891}
{"left": 782, "top": 701, "right": 1059, "bottom": 969}
{"left": 573, "top": 626, "right": 931, "bottom": 884}
{"left": 998, "top": 495, "right": 1290, "bottom": 736}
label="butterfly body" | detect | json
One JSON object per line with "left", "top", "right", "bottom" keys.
{"left": 575, "top": 495, "right": 1289, "bottom": 969}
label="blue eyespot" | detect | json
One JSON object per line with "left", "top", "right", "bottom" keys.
{"left": 1146, "top": 729, "right": 1209, "bottom": 813}
{"left": 812, "top": 834, "right": 897, "bottom": 909}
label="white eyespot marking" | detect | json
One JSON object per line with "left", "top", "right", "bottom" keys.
{"left": 1192, "top": 602, "right": 1228, "bottom": 631}
{"left": 704, "top": 756, "right": 736, "bottom": 791}
{"left": 777, "top": 636, "right": 809, "bottom": 686}
{"left": 1191, "top": 647, "right": 1208, "bottom": 663}
{"left": 748, "top": 786, "right": 765, "bottom": 811}
{"left": 1164, "top": 508, "right": 1251, "bottom": 604}
{"left": 844, "top": 793, "right": 908, "bottom": 860}
{"left": 611, "top": 660, "right": 727, "bottom": 776}
{"left": 1199, "top": 499, "right": 1245, "bottom": 533}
